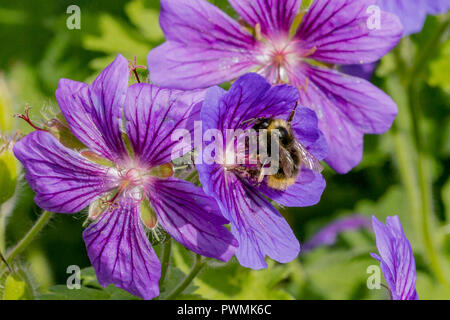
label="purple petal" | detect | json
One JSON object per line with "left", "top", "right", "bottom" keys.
{"left": 377, "top": 0, "right": 422, "bottom": 36}
{"left": 148, "top": 0, "right": 258, "bottom": 89}
{"left": 292, "top": 65, "right": 398, "bottom": 173}
{"left": 145, "top": 178, "right": 237, "bottom": 262}
{"left": 197, "top": 163, "right": 300, "bottom": 269}
{"left": 290, "top": 106, "right": 328, "bottom": 160}
{"left": 303, "top": 215, "right": 372, "bottom": 252}
{"left": 297, "top": 0, "right": 403, "bottom": 65}
{"left": 13, "top": 131, "right": 114, "bottom": 214}
{"left": 258, "top": 168, "right": 325, "bottom": 207}
{"left": 124, "top": 83, "right": 205, "bottom": 168}
{"left": 56, "top": 55, "right": 129, "bottom": 163}
{"left": 83, "top": 198, "right": 160, "bottom": 300}
{"left": 378, "top": 0, "right": 450, "bottom": 36}
{"left": 424, "top": 0, "right": 450, "bottom": 15}
{"left": 229, "top": 0, "right": 301, "bottom": 37}
{"left": 202, "top": 73, "right": 299, "bottom": 132}
{"left": 371, "top": 215, "right": 418, "bottom": 300}
{"left": 340, "top": 62, "right": 378, "bottom": 81}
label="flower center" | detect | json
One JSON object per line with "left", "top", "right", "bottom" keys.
{"left": 256, "top": 36, "right": 317, "bottom": 85}
{"left": 256, "top": 39, "right": 299, "bottom": 84}
{"left": 87, "top": 159, "right": 174, "bottom": 222}
{"left": 123, "top": 168, "right": 143, "bottom": 186}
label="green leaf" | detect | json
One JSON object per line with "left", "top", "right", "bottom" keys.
{"left": 125, "top": 0, "right": 164, "bottom": 42}
{"left": 83, "top": 14, "right": 151, "bottom": 67}
{"left": 39, "top": 285, "right": 110, "bottom": 300}
{"left": 39, "top": 267, "right": 141, "bottom": 300}
{"left": 355, "top": 185, "right": 419, "bottom": 250}
{"left": 0, "top": 77, "right": 13, "bottom": 132}
{"left": 417, "top": 271, "right": 450, "bottom": 299}
{"left": 428, "top": 40, "right": 450, "bottom": 92}
{"left": 299, "top": 248, "right": 385, "bottom": 300}
{"left": 3, "top": 271, "right": 33, "bottom": 300}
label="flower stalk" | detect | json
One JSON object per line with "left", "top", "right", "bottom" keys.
{"left": 165, "top": 254, "right": 205, "bottom": 300}
{"left": 159, "top": 237, "right": 172, "bottom": 288}
{"left": 391, "top": 18, "right": 449, "bottom": 285}
{"left": 5, "top": 211, "right": 52, "bottom": 264}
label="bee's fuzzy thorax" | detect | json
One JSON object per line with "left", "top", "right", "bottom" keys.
{"left": 267, "top": 119, "right": 289, "bottom": 131}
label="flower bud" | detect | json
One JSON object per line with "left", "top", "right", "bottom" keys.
{"left": 45, "top": 113, "right": 86, "bottom": 150}
{"left": 140, "top": 199, "right": 158, "bottom": 230}
{"left": 150, "top": 163, "right": 174, "bottom": 179}
{"left": 88, "top": 198, "right": 106, "bottom": 221}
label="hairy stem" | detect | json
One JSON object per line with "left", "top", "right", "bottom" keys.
{"left": 390, "top": 19, "right": 449, "bottom": 284}
{"left": 6, "top": 211, "right": 52, "bottom": 264}
{"left": 407, "top": 82, "right": 446, "bottom": 284}
{"left": 165, "top": 254, "right": 205, "bottom": 300}
{"left": 159, "top": 237, "right": 172, "bottom": 288}
{"left": 406, "top": 19, "right": 449, "bottom": 284}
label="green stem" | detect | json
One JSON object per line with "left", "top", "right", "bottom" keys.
{"left": 0, "top": 250, "right": 11, "bottom": 273}
{"left": 410, "top": 18, "right": 450, "bottom": 78}
{"left": 5, "top": 211, "right": 52, "bottom": 264}
{"left": 390, "top": 18, "right": 449, "bottom": 284}
{"left": 407, "top": 83, "right": 446, "bottom": 284}
{"left": 405, "top": 20, "right": 449, "bottom": 284}
{"left": 159, "top": 237, "right": 172, "bottom": 288}
{"left": 391, "top": 124, "right": 422, "bottom": 234}
{"left": 165, "top": 254, "right": 205, "bottom": 300}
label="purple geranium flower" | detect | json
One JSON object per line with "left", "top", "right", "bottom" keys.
{"left": 371, "top": 215, "right": 419, "bottom": 300}
{"left": 342, "top": 0, "right": 450, "bottom": 79}
{"left": 196, "top": 73, "right": 327, "bottom": 269}
{"left": 148, "top": 0, "right": 403, "bottom": 173}
{"left": 13, "top": 55, "right": 237, "bottom": 300}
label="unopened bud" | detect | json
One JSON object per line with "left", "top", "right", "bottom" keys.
{"left": 150, "top": 163, "right": 174, "bottom": 179}
{"left": 88, "top": 198, "right": 106, "bottom": 221}
{"left": 140, "top": 199, "right": 158, "bottom": 230}
{"left": 46, "top": 114, "right": 86, "bottom": 150}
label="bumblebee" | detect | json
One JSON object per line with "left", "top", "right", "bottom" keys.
{"left": 248, "top": 103, "right": 323, "bottom": 190}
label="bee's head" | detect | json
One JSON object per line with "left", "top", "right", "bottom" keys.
{"left": 274, "top": 125, "right": 291, "bottom": 146}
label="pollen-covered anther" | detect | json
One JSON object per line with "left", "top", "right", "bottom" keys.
{"left": 302, "top": 46, "right": 317, "bottom": 58}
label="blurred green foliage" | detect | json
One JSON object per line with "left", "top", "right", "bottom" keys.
{"left": 0, "top": 0, "right": 448, "bottom": 300}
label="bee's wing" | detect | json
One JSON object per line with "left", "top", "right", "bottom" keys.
{"left": 279, "top": 146, "right": 295, "bottom": 177}
{"left": 295, "top": 141, "right": 324, "bottom": 173}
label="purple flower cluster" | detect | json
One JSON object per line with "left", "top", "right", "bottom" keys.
{"left": 12, "top": 0, "right": 427, "bottom": 300}
{"left": 148, "top": 0, "right": 403, "bottom": 173}
{"left": 14, "top": 56, "right": 237, "bottom": 299}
